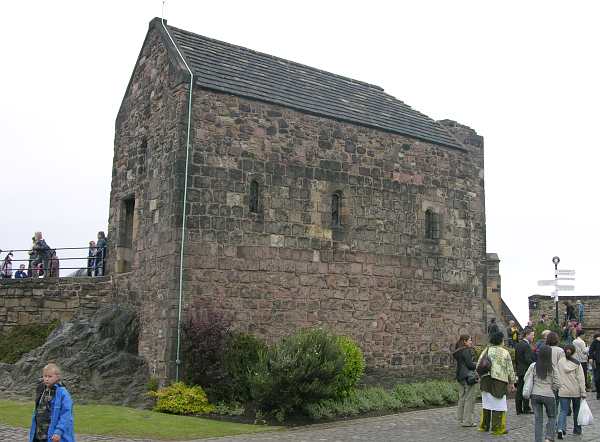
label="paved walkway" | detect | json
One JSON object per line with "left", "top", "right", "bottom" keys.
{"left": 2, "top": 399, "right": 600, "bottom": 441}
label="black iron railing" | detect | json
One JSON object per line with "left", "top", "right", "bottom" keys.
{"left": 0, "top": 246, "right": 106, "bottom": 279}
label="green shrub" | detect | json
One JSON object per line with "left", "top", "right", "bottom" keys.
{"left": 150, "top": 382, "right": 214, "bottom": 415}
{"left": 392, "top": 383, "right": 425, "bottom": 408}
{"left": 413, "top": 382, "right": 444, "bottom": 406}
{"left": 147, "top": 376, "right": 159, "bottom": 392}
{"left": 0, "top": 321, "right": 59, "bottom": 363}
{"left": 211, "top": 401, "right": 245, "bottom": 416}
{"left": 334, "top": 336, "right": 365, "bottom": 397}
{"left": 249, "top": 328, "right": 345, "bottom": 418}
{"left": 306, "top": 381, "right": 458, "bottom": 421}
{"left": 429, "top": 380, "right": 459, "bottom": 403}
{"left": 223, "top": 332, "right": 268, "bottom": 402}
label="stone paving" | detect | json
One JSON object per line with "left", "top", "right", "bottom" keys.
{"left": 2, "top": 399, "right": 600, "bottom": 441}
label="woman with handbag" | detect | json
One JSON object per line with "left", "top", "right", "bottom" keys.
{"left": 525, "top": 345, "right": 559, "bottom": 442}
{"left": 477, "top": 331, "right": 517, "bottom": 435}
{"left": 453, "top": 334, "right": 479, "bottom": 427}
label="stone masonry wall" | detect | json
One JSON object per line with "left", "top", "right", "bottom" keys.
{"left": 108, "top": 23, "right": 188, "bottom": 379}
{"left": 108, "top": 20, "right": 487, "bottom": 381}
{"left": 176, "top": 89, "right": 487, "bottom": 379}
{"left": 0, "top": 275, "right": 139, "bottom": 333}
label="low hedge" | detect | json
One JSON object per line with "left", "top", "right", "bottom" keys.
{"left": 305, "top": 380, "right": 460, "bottom": 421}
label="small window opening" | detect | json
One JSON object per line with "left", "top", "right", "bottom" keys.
{"left": 331, "top": 192, "right": 342, "bottom": 227}
{"left": 120, "top": 197, "right": 135, "bottom": 247}
{"left": 425, "top": 209, "right": 440, "bottom": 240}
{"left": 249, "top": 180, "right": 260, "bottom": 213}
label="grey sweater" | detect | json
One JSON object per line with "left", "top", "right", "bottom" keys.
{"left": 527, "top": 362, "right": 560, "bottom": 398}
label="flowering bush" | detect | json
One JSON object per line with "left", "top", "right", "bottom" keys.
{"left": 150, "top": 382, "right": 214, "bottom": 415}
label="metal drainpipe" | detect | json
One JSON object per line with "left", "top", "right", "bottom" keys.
{"left": 161, "top": 18, "right": 193, "bottom": 382}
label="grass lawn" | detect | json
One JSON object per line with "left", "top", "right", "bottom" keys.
{"left": 0, "top": 400, "right": 277, "bottom": 440}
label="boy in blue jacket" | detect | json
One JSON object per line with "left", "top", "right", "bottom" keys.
{"left": 29, "top": 363, "right": 75, "bottom": 442}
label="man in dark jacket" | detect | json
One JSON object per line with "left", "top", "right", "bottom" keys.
{"left": 589, "top": 333, "right": 600, "bottom": 399}
{"left": 487, "top": 318, "right": 500, "bottom": 338}
{"left": 515, "top": 329, "right": 535, "bottom": 414}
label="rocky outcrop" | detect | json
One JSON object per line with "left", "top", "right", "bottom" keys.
{"left": 0, "top": 305, "right": 149, "bottom": 406}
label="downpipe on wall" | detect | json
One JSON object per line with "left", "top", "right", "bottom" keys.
{"left": 161, "top": 17, "right": 193, "bottom": 382}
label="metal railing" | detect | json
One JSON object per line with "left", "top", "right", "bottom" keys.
{"left": 0, "top": 246, "right": 107, "bottom": 279}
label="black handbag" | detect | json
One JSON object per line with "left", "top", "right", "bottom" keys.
{"left": 476, "top": 347, "right": 492, "bottom": 376}
{"left": 466, "top": 370, "right": 478, "bottom": 385}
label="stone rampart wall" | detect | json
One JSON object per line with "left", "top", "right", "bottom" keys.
{"left": 529, "top": 295, "right": 600, "bottom": 339}
{"left": 0, "top": 275, "right": 139, "bottom": 333}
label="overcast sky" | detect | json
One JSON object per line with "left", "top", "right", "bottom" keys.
{"left": 1, "top": 1, "right": 598, "bottom": 324}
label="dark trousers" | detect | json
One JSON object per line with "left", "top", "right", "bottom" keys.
{"left": 593, "top": 366, "right": 600, "bottom": 397}
{"left": 582, "top": 362, "right": 589, "bottom": 389}
{"left": 515, "top": 374, "right": 531, "bottom": 413}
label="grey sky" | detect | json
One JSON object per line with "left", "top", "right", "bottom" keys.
{"left": 1, "top": 1, "right": 598, "bottom": 324}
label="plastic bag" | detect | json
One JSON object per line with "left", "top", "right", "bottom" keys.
{"left": 578, "top": 399, "right": 594, "bottom": 426}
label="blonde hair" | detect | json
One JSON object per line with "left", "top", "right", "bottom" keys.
{"left": 541, "top": 329, "right": 551, "bottom": 339}
{"left": 43, "top": 363, "right": 61, "bottom": 377}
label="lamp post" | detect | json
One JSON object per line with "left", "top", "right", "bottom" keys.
{"left": 552, "top": 256, "right": 560, "bottom": 325}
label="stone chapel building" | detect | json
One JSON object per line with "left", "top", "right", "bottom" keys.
{"left": 108, "top": 17, "right": 487, "bottom": 381}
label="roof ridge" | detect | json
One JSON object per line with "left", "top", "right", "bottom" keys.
{"left": 166, "top": 24, "right": 385, "bottom": 92}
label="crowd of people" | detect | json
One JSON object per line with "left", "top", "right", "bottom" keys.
{"left": 0, "top": 231, "right": 107, "bottom": 279}
{"left": 456, "top": 316, "right": 599, "bottom": 441}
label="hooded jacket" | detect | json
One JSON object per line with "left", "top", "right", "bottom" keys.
{"left": 453, "top": 346, "right": 476, "bottom": 383}
{"left": 557, "top": 358, "right": 586, "bottom": 398}
{"left": 29, "top": 383, "right": 74, "bottom": 442}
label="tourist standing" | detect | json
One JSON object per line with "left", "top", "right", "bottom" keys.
{"left": 527, "top": 345, "right": 559, "bottom": 442}
{"left": 453, "top": 334, "right": 478, "bottom": 427}
{"left": 488, "top": 318, "right": 500, "bottom": 338}
{"left": 29, "top": 363, "right": 74, "bottom": 442}
{"left": 573, "top": 330, "right": 589, "bottom": 390}
{"left": 32, "top": 232, "right": 51, "bottom": 277}
{"left": 588, "top": 333, "right": 600, "bottom": 399}
{"left": 556, "top": 344, "right": 586, "bottom": 438}
{"left": 576, "top": 300, "right": 585, "bottom": 325}
{"left": 506, "top": 320, "right": 519, "bottom": 348}
{"left": 87, "top": 241, "right": 96, "bottom": 277}
{"left": 565, "top": 301, "right": 576, "bottom": 321}
{"left": 477, "top": 331, "right": 516, "bottom": 435}
{"left": 535, "top": 330, "right": 551, "bottom": 353}
{"left": 515, "top": 329, "right": 535, "bottom": 414}
{"left": 1, "top": 251, "right": 13, "bottom": 278}
{"left": 95, "top": 231, "right": 107, "bottom": 276}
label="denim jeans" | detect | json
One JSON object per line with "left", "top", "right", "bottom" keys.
{"left": 558, "top": 397, "right": 581, "bottom": 434}
{"left": 531, "top": 394, "right": 556, "bottom": 442}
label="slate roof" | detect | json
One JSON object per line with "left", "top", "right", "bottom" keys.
{"left": 163, "top": 21, "right": 462, "bottom": 149}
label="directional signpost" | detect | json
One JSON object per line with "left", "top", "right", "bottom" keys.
{"left": 538, "top": 257, "right": 576, "bottom": 325}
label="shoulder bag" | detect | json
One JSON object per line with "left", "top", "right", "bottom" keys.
{"left": 476, "top": 347, "right": 492, "bottom": 376}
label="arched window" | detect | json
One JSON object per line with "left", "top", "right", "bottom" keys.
{"left": 331, "top": 192, "right": 342, "bottom": 227}
{"left": 249, "top": 180, "right": 260, "bottom": 213}
{"left": 425, "top": 209, "right": 440, "bottom": 240}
